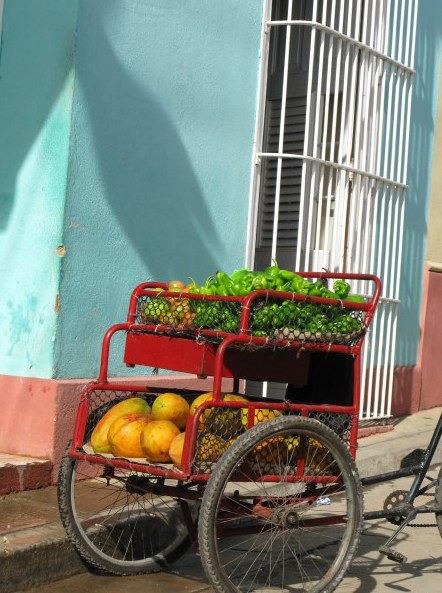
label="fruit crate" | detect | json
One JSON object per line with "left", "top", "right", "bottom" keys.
{"left": 122, "top": 272, "right": 380, "bottom": 376}
{"left": 69, "top": 272, "right": 381, "bottom": 478}
{"left": 71, "top": 385, "right": 358, "bottom": 479}
{"left": 133, "top": 278, "right": 370, "bottom": 345}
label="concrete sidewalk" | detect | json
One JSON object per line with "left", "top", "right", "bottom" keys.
{"left": 1, "top": 406, "right": 441, "bottom": 593}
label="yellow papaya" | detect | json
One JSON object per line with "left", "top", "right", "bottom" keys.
{"left": 141, "top": 419, "right": 181, "bottom": 463}
{"left": 108, "top": 413, "right": 151, "bottom": 458}
{"left": 90, "top": 397, "right": 151, "bottom": 453}
{"left": 169, "top": 432, "right": 186, "bottom": 468}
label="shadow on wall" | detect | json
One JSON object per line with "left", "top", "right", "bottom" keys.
{"left": 1, "top": 0, "right": 224, "bottom": 281}
{"left": 0, "top": 0, "right": 77, "bottom": 229}
{"left": 67, "top": 3, "right": 223, "bottom": 283}
{"left": 396, "top": 4, "right": 442, "bottom": 365}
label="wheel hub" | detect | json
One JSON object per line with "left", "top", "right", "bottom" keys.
{"left": 273, "top": 507, "right": 300, "bottom": 529}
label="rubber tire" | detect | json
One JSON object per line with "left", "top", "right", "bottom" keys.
{"left": 57, "top": 443, "right": 194, "bottom": 575}
{"left": 435, "top": 464, "right": 442, "bottom": 538}
{"left": 198, "top": 415, "right": 363, "bottom": 593}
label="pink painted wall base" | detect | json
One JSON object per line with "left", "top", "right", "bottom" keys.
{"left": 0, "top": 373, "right": 235, "bottom": 483}
{"left": 419, "top": 267, "right": 442, "bottom": 410}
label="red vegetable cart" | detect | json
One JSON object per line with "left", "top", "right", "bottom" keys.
{"left": 57, "top": 271, "right": 381, "bottom": 593}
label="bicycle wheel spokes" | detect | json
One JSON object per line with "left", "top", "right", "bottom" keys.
{"left": 73, "top": 461, "right": 186, "bottom": 561}
{"left": 199, "top": 416, "right": 363, "bottom": 593}
{"left": 58, "top": 451, "right": 195, "bottom": 574}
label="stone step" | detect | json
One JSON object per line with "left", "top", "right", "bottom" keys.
{"left": 0, "top": 453, "right": 52, "bottom": 495}
{"left": 0, "top": 485, "right": 86, "bottom": 592}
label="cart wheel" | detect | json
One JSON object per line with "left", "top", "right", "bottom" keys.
{"left": 57, "top": 443, "right": 198, "bottom": 575}
{"left": 198, "top": 415, "right": 363, "bottom": 593}
{"left": 435, "top": 464, "right": 442, "bottom": 538}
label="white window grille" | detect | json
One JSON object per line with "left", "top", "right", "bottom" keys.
{"left": 246, "top": 0, "right": 418, "bottom": 418}
{"left": 0, "top": 1, "right": 4, "bottom": 40}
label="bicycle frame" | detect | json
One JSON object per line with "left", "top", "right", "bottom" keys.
{"left": 361, "top": 413, "right": 442, "bottom": 562}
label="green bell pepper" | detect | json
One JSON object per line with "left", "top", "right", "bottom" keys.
{"left": 344, "top": 294, "right": 366, "bottom": 303}
{"left": 215, "top": 271, "right": 234, "bottom": 296}
{"left": 333, "top": 280, "right": 351, "bottom": 299}
{"left": 251, "top": 274, "right": 268, "bottom": 290}
{"left": 229, "top": 269, "right": 250, "bottom": 282}
{"left": 264, "top": 264, "right": 280, "bottom": 284}
{"left": 308, "top": 281, "right": 325, "bottom": 297}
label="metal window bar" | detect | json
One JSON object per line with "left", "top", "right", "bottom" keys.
{"left": 248, "top": 0, "right": 418, "bottom": 419}
{"left": 0, "top": 1, "right": 3, "bottom": 38}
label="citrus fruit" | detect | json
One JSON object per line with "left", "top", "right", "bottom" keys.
{"left": 151, "top": 393, "right": 190, "bottom": 429}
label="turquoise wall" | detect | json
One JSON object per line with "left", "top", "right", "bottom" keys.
{"left": 53, "top": 0, "right": 263, "bottom": 378}
{"left": 397, "top": 0, "right": 442, "bottom": 365}
{"left": 2, "top": 0, "right": 437, "bottom": 380}
{"left": 0, "top": 0, "right": 78, "bottom": 378}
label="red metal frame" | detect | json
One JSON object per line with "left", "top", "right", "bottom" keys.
{"left": 69, "top": 272, "right": 382, "bottom": 481}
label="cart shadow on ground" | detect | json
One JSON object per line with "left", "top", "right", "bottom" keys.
{"left": 158, "top": 517, "right": 442, "bottom": 593}
{"left": 337, "top": 464, "right": 442, "bottom": 592}
{"left": 339, "top": 519, "right": 442, "bottom": 593}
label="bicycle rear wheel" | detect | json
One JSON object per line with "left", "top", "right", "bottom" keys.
{"left": 198, "top": 415, "right": 363, "bottom": 593}
{"left": 57, "top": 444, "right": 197, "bottom": 575}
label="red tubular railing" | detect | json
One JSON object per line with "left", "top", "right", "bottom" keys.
{"left": 70, "top": 272, "right": 382, "bottom": 477}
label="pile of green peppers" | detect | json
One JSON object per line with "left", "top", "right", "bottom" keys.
{"left": 185, "top": 264, "right": 366, "bottom": 336}
{"left": 250, "top": 300, "right": 363, "bottom": 337}
{"left": 140, "top": 264, "right": 366, "bottom": 336}
{"left": 193, "top": 300, "right": 240, "bottom": 333}
{"left": 188, "top": 265, "right": 309, "bottom": 296}
{"left": 188, "top": 263, "right": 364, "bottom": 302}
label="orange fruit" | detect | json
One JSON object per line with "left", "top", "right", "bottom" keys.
{"left": 108, "top": 413, "right": 151, "bottom": 458}
{"left": 224, "top": 394, "right": 248, "bottom": 404}
{"left": 141, "top": 420, "right": 181, "bottom": 463}
{"left": 190, "top": 393, "right": 249, "bottom": 437}
{"left": 196, "top": 433, "right": 227, "bottom": 462}
{"left": 168, "top": 280, "right": 185, "bottom": 291}
{"left": 190, "top": 392, "right": 215, "bottom": 415}
{"left": 206, "top": 394, "right": 248, "bottom": 436}
{"left": 90, "top": 397, "right": 151, "bottom": 454}
{"left": 247, "top": 437, "right": 288, "bottom": 472}
{"left": 151, "top": 393, "right": 190, "bottom": 429}
{"left": 169, "top": 432, "right": 186, "bottom": 468}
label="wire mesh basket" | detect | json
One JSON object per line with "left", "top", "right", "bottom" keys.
{"left": 76, "top": 388, "right": 356, "bottom": 478}
{"left": 135, "top": 291, "right": 366, "bottom": 346}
